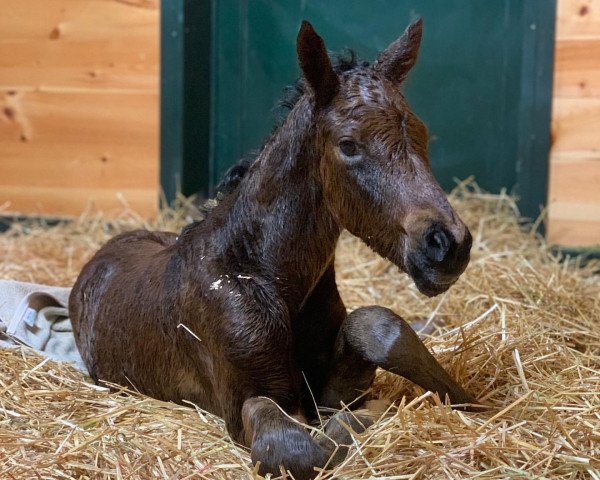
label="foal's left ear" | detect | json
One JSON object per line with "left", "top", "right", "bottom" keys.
{"left": 297, "top": 21, "right": 339, "bottom": 108}
{"left": 374, "top": 18, "right": 423, "bottom": 83}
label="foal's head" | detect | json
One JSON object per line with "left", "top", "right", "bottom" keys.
{"left": 298, "top": 20, "right": 472, "bottom": 296}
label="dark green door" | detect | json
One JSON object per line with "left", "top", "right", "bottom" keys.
{"left": 161, "top": 0, "right": 555, "bottom": 220}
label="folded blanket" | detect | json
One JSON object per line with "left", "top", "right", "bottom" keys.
{"left": 0, "top": 280, "right": 87, "bottom": 372}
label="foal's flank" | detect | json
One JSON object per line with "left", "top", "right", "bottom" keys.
{"left": 70, "top": 19, "right": 476, "bottom": 480}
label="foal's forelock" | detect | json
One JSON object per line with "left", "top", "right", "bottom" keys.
{"left": 326, "top": 70, "right": 429, "bottom": 160}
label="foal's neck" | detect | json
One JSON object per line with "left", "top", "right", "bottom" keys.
{"left": 217, "top": 97, "right": 341, "bottom": 310}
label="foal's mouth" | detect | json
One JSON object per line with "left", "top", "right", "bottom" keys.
{"left": 404, "top": 254, "right": 466, "bottom": 298}
{"left": 412, "top": 274, "right": 456, "bottom": 297}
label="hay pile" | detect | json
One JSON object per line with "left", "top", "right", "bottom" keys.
{"left": 1, "top": 183, "right": 598, "bottom": 479}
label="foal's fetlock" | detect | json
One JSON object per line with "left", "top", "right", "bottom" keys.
{"left": 323, "top": 411, "right": 374, "bottom": 444}
{"left": 317, "top": 411, "right": 374, "bottom": 466}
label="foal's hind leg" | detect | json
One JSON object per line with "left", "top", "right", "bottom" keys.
{"left": 320, "top": 306, "right": 476, "bottom": 409}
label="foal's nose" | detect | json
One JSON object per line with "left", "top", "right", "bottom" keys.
{"left": 423, "top": 225, "right": 455, "bottom": 263}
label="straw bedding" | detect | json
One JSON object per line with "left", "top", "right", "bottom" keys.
{"left": 1, "top": 182, "right": 598, "bottom": 479}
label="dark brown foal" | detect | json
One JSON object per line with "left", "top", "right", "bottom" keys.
{"left": 70, "top": 19, "right": 477, "bottom": 479}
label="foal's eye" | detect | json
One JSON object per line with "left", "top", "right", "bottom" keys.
{"left": 338, "top": 139, "right": 360, "bottom": 157}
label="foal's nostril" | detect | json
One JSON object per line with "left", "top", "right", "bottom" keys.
{"left": 424, "top": 227, "right": 451, "bottom": 263}
{"left": 432, "top": 231, "right": 448, "bottom": 251}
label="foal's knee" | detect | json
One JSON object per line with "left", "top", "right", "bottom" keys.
{"left": 318, "top": 307, "right": 407, "bottom": 409}
{"left": 343, "top": 305, "right": 421, "bottom": 375}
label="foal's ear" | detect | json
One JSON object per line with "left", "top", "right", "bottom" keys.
{"left": 297, "top": 20, "right": 339, "bottom": 108}
{"left": 374, "top": 18, "right": 423, "bottom": 83}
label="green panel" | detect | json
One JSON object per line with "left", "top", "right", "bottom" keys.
{"left": 161, "top": 0, "right": 211, "bottom": 203}
{"left": 160, "top": 0, "right": 184, "bottom": 203}
{"left": 514, "top": 1, "right": 556, "bottom": 223}
{"left": 209, "top": 0, "right": 555, "bottom": 216}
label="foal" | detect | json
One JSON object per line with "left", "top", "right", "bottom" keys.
{"left": 70, "top": 20, "right": 475, "bottom": 479}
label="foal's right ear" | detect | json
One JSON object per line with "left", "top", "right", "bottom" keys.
{"left": 374, "top": 18, "right": 423, "bottom": 84}
{"left": 297, "top": 21, "right": 339, "bottom": 108}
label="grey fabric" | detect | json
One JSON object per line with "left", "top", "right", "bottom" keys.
{"left": 0, "top": 280, "right": 87, "bottom": 372}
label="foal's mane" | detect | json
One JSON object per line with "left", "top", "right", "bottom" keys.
{"left": 198, "top": 51, "right": 367, "bottom": 214}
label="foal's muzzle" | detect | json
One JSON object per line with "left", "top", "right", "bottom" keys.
{"left": 406, "top": 225, "right": 472, "bottom": 297}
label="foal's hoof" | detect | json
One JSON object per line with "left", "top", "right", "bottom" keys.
{"left": 251, "top": 421, "right": 328, "bottom": 480}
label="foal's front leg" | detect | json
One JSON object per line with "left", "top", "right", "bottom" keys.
{"left": 241, "top": 397, "right": 330, "bottom": 479}
{"left": 241, "top": 397, "right": 376, "bottom": 478}
{"left": 320, "top": 306, "right": 477, "bottom": 409}
{"left": 217, "top": 308, "right": 342, "bottom": 479}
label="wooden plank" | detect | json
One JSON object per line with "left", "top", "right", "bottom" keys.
{"left": 1, "top": 185, "right": 157, "bottom": 217}
{"left": 0, "top": 0, "right": 158, "bottom": 91}
{"left": 549, "top": 201, "right": 600, "bottom": 220}
{"left": 556, "top": 0, "right": 600, "bottom": 39}
{"left": 547, "top": 217, "right": 600, "bottom": 246}
{"left": 549, "top": 1, "right": 600, "bottom": 247}
{"left": 548, "top": 154, "right": 600, "bottom": 205}
{"left": 0, "top": 89, "right": 158, "bottom": 216}
{"left": 551, "top": 98, "right": 600, "bottom": 152}
{"left": 547, "top": 154, "right": 600, "bottom": 247}
{"left": 554, "top": 38, "right": 600, "bottom": 97}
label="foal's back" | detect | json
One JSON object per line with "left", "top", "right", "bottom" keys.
{"left": 69, "top": 229, "right": 221, "bottom": 415}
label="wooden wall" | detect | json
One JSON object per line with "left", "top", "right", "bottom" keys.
{"left": 0, "top": 0, "right": 159, "bottom": 217}
{"left": 548, "top": 0, "right": 600, "bottom": 247}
